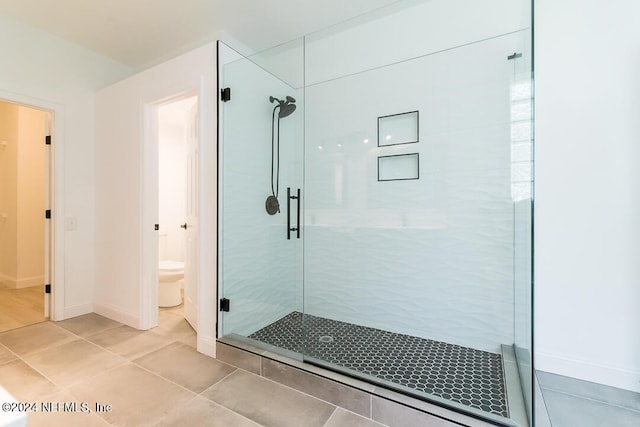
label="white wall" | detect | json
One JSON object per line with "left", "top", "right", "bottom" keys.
{"left": 0, "top": 15, "right": 132, "bottom": 318}
{"left": 535, "top": 0, "right": 640, "bottom": 392}
{"left": 94, "top": 43, "right": 217, "bottom": 356}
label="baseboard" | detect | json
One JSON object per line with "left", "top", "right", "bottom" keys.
{"left": 537, "top": 351, "right": 640, "bottom": 393}
{"left": 94, "top": 303, "right": 139, "bottom": 329}
{"left": 198, "top": 335, "right": 217, "bottom": 358}
{"left": 0, "top": 273, "right": 14, "bottom": 288}
{"left": 0, "top": 274, "right": 43, "bottom": 289}
{"left": 63, "top": 303, "right": 94, "bottom": 319}
{"left": 16, "top": 276, "right": 44, "bottom": 289}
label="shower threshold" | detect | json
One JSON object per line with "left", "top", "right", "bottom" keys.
{"left": 248, "top": 311, "right": 509, "bottom": 418}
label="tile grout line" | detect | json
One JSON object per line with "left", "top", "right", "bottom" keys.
{"left": 5, "top": 316, "right": 269, "bottom": 426}
{"left": 235, "top": 361, "right": 370, "bottom": 422}
{"left": 201, "top": 367, "right": 338, "bottom": 427}
{"left": 0, "top": 334, "right": 79, "bottom": 397}
{"left": 258, "top": 356, "right": 388, "bottom": 425}
{"left": 149, "top": 393, "right": 202, "bottom": 427}
{"left": 36, "top": 349, "right": 130, "bottom": 397}
{"left": 199, "top": 367, "right": 241, "bottom": 395}
{"left": 202, "top": 397, "right": 266, "bottom": 427}
{"left": 2, "top": 316, "right": 206, "bottom": 427}
{"left": 0, "top": 323, "right": 78, "bottom": 358}
{"left": 21, "top": 323, "right": 141, "bottom": 391}
{"left": 68, "top": 317, "right": 207, "bottom": 397}
{"left": 3, "top": 320, "right": 185, "bottom": 399}
{"left": 195, "top": 369, "right": 274, "bottom": 427}
{"left": 0, "top": 341, "right": 21, "bottom": 364}
{"left": 370, "top": 393, "right": 373, "bottom": 420}
{"left": 321, "top": 407, "right": 339, "bottom": 427}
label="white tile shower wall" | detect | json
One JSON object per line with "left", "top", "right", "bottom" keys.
{"left": 303, "top": 31, "right": 528, "bottom": 353}
{"left": 220, "top": 52, "right": 304, "bottom": 336}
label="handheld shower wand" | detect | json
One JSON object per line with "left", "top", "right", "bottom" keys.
{"left": 266, "top": 95, "right": 297, "bottom": 215}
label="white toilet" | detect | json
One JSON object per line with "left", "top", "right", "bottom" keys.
{"left": 158, "top": 233, "right": 184, "bottom": 307}
{"left": 158, "top": 260, "right": 184, "bottom": 307}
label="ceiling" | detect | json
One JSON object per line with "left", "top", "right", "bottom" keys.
{"left": 0, "top": 0, "right": 401, "bottom": 69}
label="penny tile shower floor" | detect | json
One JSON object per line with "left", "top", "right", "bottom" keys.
{"left": 250, "top": 311, "right": 508, "bottom": 417}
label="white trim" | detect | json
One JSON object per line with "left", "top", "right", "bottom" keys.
{"left": 0, "top": 90, "right": 64, "bottom": 321}
{"left": 197, "top": 335, "right": 217, "bottom": 358}
{"left": 0, "top": 275, "right": 45, "bottom": 289}
{"left": 140, "top": 100, "right": 160, "bottom": 331}
{"left": 94, "top": 303, "right": 139, "bottom": 329}
{"left": 197, "top": 64, "right": 218, "bottom": 353}
{"left": 63, "top": 303, "right": 94, "bottom": 319}
{"left": 141, "top": 90, "right": 200, "bottom": 333}
{"left": 537, "top": 351, "right": 640, "bottom": 393}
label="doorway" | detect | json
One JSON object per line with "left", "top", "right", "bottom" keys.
{"left": 0, "top": 100, "right": 52, "bottom": 332}
{"left": 154, "top": 95, "right": 199, "bottom": 333}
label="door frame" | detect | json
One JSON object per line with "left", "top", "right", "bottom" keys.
{"left": 140, "top": 90, "right": 200, "bottom": 331}
{"left": 0, "top": 90, "right": 64, "bottom": 321}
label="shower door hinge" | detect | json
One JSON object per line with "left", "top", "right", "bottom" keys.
{"left": 220, "top": 298, "right": 230, "bottom": 312}
{"left": 45, "top": 284, "right": 51, "bottom": 294}
{"left": 221, "top": 88, "right": 231, "bottom": 102}
{"left": 45, "top": 209, "right": 51, "bottom": 219}
{"left": 45, "top": 135, "right": 51, "bottom": 145}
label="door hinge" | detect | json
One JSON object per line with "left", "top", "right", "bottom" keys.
{"left": 45, "top": 209, "right": 51, "bottom": 219}
{"left": 221, "top": 87, "right": 231, "bottom": 102}
{"left": 45, "top": 284, "right": 51, "bottom": 294}
{"left": 45, "top": 135, "right": 51, "bottom": 145}
{"left": 220, "top": 298, "right": 230, "bottom": 312}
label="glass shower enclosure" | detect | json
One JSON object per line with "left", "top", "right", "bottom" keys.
{"left": 218, "top": 1, "right": 534, "bottom": 425}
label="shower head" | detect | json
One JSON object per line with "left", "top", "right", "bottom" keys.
{"left": 278, "top": 103, "right": 296, "bottom": 118}
{"left": 269, "top": 95, "right": 297, "bottom": 118}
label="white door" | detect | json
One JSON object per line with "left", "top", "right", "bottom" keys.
{"left": 183, "top": 101, "right": 199, "bottom": 331}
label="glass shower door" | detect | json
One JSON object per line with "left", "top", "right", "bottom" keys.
{"left": 218, "top": 41, "right": 305, "bottom": 352}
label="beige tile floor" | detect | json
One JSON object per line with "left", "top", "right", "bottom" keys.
{"left": 0, "top": 305, "right": 386, "bottom": 427}
{"left": 0, "top": 283, "right": 47, "bottom": 333}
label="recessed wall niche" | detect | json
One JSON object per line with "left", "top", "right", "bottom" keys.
{"left": 377, "top": 110, "right": 419, "bottom": 147}
{"left": 378, "top": 153, "right": 419, "bottom": 181}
